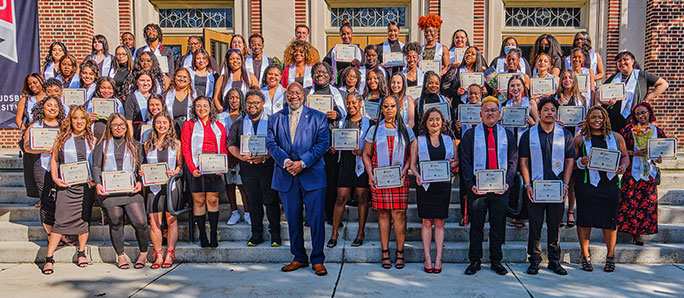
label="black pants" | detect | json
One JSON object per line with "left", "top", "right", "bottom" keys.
{"left": 468, "top": 191, "right": 508, "bottom": 263}
{"left": 459, "top": 171, "right": 467, "bottom": 217}
{"left": 241, "top": 168, "right": 281, "bottom": 237}
{"left": 323, "top": 152, "right": 338, "bottom": 221}
{"left": 527, "top": 202, "right": 564, "bottom": 264}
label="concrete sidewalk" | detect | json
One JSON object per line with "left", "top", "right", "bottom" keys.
{"left": 1, "top": 262, "right": 683, "bottom": 297}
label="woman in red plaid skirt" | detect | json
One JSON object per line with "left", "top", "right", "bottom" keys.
{"left": 362, "top": 95, "right": 416, "bottom": 270}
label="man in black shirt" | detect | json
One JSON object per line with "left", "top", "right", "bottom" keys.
{"left": 227, "top": 90, "right": 281, "bottom": 247}
{"left": 518, "top": 96, "right": 575, "bottom": 275}
{"left": 137, "top": 24, "right": 175, "bottom": 75}
{"left": 459, "top": 96, "right": 518, "bottom": 276}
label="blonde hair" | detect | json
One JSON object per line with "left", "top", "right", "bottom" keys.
{"left": 481, "top": 96, "right": 499, "bottom": 108}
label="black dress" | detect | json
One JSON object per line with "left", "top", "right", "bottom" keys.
{"left": 337, "top": 118, "right": 369, "bottom": 188}
{"left": 416, "top": 136, "right": 451, "bottom": 219}
{"left": 145, "top": 148, "right": 182, "bottom": 213}
{"left": 92, "top": 137, "right": 145, "bottom": 208}
{"left": 52, "top": 135, "right": 95, "bottom": 235}
{"left": 574, "top": 135, "right": 621, "bottom": 229}
{"left": 37, "top": 122, "right": 60, "bottom": 226}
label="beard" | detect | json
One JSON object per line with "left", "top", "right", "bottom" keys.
{"left": 146, "top": 35, "right": 158, "bottom": 44}
{"left": 247, "top": 110, "right": 262, "bottom": 119}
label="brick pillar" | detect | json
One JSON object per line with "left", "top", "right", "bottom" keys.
{"left": 294, "top": 0, "right": 307, "bottom": 25}
{"left": 428, "top": 0, "right": 440, "bottom": 39}
{"left": 118, "top": 0, "right": 132, "bottom": 36}
{"left": 250, "top": 0, "right": 262, "bottom": 34}
{"left": 605, "top": 0, "right": 621, "bottom": 74}
{"left": 38, "top": 0, "right": 94, "bottom": 62}
{"left": 472, "top": 0, "right": 485, "bottom": 53}
{"left": 645, "top": 0, "right": 684, "bottom": 147}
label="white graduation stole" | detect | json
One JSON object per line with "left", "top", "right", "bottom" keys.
{"left": 146, "top": 146, "right": 177, "bottom": 194}
{"left": 32, "top": 121, "right": 52, "bottom": 171}
{"left": 66, "top": 74, "right": 81, "bottom": 89}
{"left": 188, "top": 68, "right": 215, "bottom": 98}
{"left": 85, "top": 84, "right": 96, "bottom": 101}
{"left": 339, "top": 116, "right": 370, "bottom": 177}
{"left": 584, "top": 133, "right": 618, "bottom": 186}
{"left": 399, "top": 95, "right": 409, "bottom": 124}
{"left": 375, "top": 120, "right": 406, "bottom": 168}
{"left": 242, "top": 113, "right": 268, "bottom": 136}
{"left": 103, "top": 138, "right": 134, "bottom": 172}
{"left": 611, "top": 69, "right": 640, "bottom": 119}
{"left": 101, "top": 55, "right": 113, "bottom": 77}
{"left": 496, "top": 56, "right": 527, "bottom": 74}
{"left": 382, "top": 40, "right": 405, "bottom": 57}
{"left": 529, "top": 124, "right": 565, "bottom": 181}
{"left": 44, "top": 62, "right": 56, "bottom": 79}
{"left": 402, "top": 67, "right": 424, "bottom": 86}
{"left": 473, "top": 123, "right": 508, "bottom": 176}
{"left": 262, "top": 85, "right": 284, "bottom": 116}
{"left": 63, "top": 134, "right": 92, "bottom": 164}
{"left": 245, "top": 55, "right": 269, "bottom": 84}
{"left": 418, "top": 134, "right": 454, "bottom": 190}
{"left": 26, "top": 96, "right": 37, "bottom": 123}
{"left": 182, "top": 54, "right": 193, "bottom": 68}
{"left": 565, "top": 50, "right": 598, "bottom": 74}
{"left": 288, "top": 64, "right": 313, "bottom": 89}
{"left": 358, "top": 66, "right": 386, "bottom": 93}
{"left": 331, "top": 44, "right": 363, "bottom": 80}
{"left": 134, "top": 90, "right": 149, "bottom": 122}
{"left": 459, "top": 66, "right": 469, "bottom": 104}
{"left": 190, "top": 119, "right": 222, "bottom": 166}
{"left": 223, "top": 71, "right": 248, "bottom": 97}
{"left": 143, "top": 44, "right": 162, "bottom": 56}
{"left": 216, "top": 112, "right": 234, "bottom": 134}
{"left": 308, "top": 86, "right": 346, "bottom": 119}
{"left": 631, "top": 123, "right": 658, "bottom": 181}
{"left": 164, "top": 89, "right": 193, "bottom": 120}
{"left": 420, "top": 42, "right": 444, "bottom": 62}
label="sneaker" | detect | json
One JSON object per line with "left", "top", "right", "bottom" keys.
{"left": 247, "top": 234, "right": 264, "bottom": 247}
{"left": 244, "top": 212, "right": 252, "bottom": 225}
{"left": 226, "top": 211, "right": 241, "bottom": 225}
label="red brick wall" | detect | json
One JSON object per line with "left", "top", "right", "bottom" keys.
{"left": 294, "top": 0, "right": 307, "bottom": 25}
{"left": 605, "top": 0, "right": 621, "bottom": 74}
{"left": 428, "top": 0, "right": 440, "bottom": 39}
{"left": 472, "top": 0, "right": 485, "bottom": 53}
{"left": 118, "top": 0, "right": 132, "bottom": 36}
{"left": 250, "top": 0, "right": 262, "bottom": 34}
{"left": 644, "top": 0, "right": 684, "bottom": 147}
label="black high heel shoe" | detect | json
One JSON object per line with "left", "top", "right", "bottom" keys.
{"left": 633, "top": 234, "right": 644, "bottom": 246}
{"left": 381, "top": 249, "right": 391, "bottom": 269}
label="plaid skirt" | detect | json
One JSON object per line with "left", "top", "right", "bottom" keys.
{"left": 370, "top": 136, "right": 409, "bottom": 210}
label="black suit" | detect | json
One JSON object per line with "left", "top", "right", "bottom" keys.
{"left": 459, "top": 124, "right": 518, "bottom": 263}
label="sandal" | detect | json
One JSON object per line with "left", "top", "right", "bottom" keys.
{"left": 515, "top": 222, "right": 525, "bottom": 228}
{"left": 604, "top": 256, "right": 615, "bottom": 272}
{"left": 42, "top": 256, "right": 55, "bottom": 275}
{"left": 162, "top": 249, "right": 175, "bottom": 269}
{"left": 150, "top": 250, "right": 163, "bottom": 269}
{"left": 351, "top": 238, "right": 364, "bottom": 247}
{"left": 327, "top": 238, "right": 337, "bottom": 248}
{"left": 580, "top": 255, "right": 593, "bottom": 272}
{"left": 117, "top": 260, "right": 130, "bottom": 270}
{"left": 76, "top": 250, "right": 88, "bottom": 268}
{"left": 381, "top": 249, "right": 391, "bottom": 269}
{"left": 566, "top": 211, "right": 576, "bottom": 228}
{"left": 395, "top": 249, "right": 405, "bottom": 269}
{"left": 133, "top": 252, "right": 148, "bottom": 269}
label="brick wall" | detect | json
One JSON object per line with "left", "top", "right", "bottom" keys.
{"left": 250, "top": 0, "right": 262, "bottom": 34}
{"left": 428, "top": 0, "right": 440, "bottom": 39}
{"left": 118, "top": 0, "right": 132, "bottom": 36}
{"left": 472, "top": 0, "right": 485, "bottom": 53}
{"left": 605, "top": 0, "right": 621, "bottom": 74}
{"left": 294, "top": 0, "right": 306, "bottom": 25}
{"left": 644, "top": 0, "right": 684, "bottom": 147}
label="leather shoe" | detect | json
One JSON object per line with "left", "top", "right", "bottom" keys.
{"left": 526, "top": 263, "right": 540, "bottom": 275}
{"left": 465, "top": 260, "right": 481, "bottom": 275}
{"left": 313, "top": 263, "right": 328, "bottom": 276}
{"left": 281, "top": 260, "right": 309, "bottom": 272}
{"left": 491, "top": 263, "right": 508, "bottom": 275}
{"left": 548, "top": 262, "right": 568, "bottom": 275}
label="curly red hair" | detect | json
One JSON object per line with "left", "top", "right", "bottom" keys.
{"left": 418, "top": 14, "right": 442, "bottom": 30}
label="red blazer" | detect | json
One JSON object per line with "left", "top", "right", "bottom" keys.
{"left": 180, "top": 119, "right": 227, "bottom": 173}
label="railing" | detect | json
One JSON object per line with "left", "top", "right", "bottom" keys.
{"left": 166, "top": 170, "right": 195, "bottom": 242}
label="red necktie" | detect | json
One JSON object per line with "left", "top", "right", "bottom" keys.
{"left": 487, "top": 127, "right": 498, "bottom": 169}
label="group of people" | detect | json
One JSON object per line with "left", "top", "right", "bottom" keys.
{"left": 18, "top": 14, "right": 669, "bottom": 277}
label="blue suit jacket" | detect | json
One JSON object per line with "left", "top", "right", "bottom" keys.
{"left": 267, "top": 106, "right": 329, "bottom": 192}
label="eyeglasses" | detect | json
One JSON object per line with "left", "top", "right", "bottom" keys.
{"left": 245, "top": 101, "right": 262, "bottom": 106}
{"left": 111, "top": 123, "right": 126, "bottom": 128}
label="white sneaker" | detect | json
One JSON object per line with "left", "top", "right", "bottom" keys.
{"left": 227, "top": 211, "right": 241, "bottom": 225}
{"left": 244, "top": 212, "right": 252, "bottom": 225}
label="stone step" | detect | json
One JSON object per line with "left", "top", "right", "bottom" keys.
{"left": 3, "top": 240, "right": 683, "bottom": 264}
{"left": 658, "top": 190, "right": 684, "bottom": 205}
{"left": 658, "top": 154, "right": 684, "bottom": 170}
{"left": 657, "top": 172, "right": 684, "bottom": 191}
{"left": 0, "top": 172, "right": 24, "bottom": 187}
{"left": 0, "top": 155, "right": 22, "bottom": 170}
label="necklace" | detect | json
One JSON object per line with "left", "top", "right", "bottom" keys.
{"left": 113, "top": 137, "right": 125, "bottom": 149}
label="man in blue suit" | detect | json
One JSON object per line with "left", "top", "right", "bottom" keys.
{"left": 266, "top": 82, "right": 330, "bottom": 276}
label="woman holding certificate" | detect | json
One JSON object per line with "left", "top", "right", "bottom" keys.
{"left": 568, "top": 48, "right": 595, "bottom": 109}
{"left": 24, "top": 96, "right": 67, "bottom": 234}
{"left": 401, "top": 42, "right": 423, "bottom": 88}
{"left": 441, "top": 46, "right": 487, "bottom": 105}
{"left": 86, "top": 77, "right": 125, "bottom": 139}
{"left": 601, "top": 51, "right": 668, "bottom": 134}
{"left": 565, "top": 32, "right": 605, "bottom": 81}
{"left": 496, "top": 49, "right": 531, "bottom": 94}
{"left": 362, "top": 95, "right": 417, "bottom": 269}
{"left": 213, "top": 49, "right": 259, "bottom": 111}
{"left": 281, "top": 40, "right": 316, "bottom": 89}
{"left": 143, "top": 112, "right": 182, "bottom": 269}
{"left": 377, "top": 21, "right": 405, "bottom": 75}
{"left": 417, "top": 14, "right": 449, "bottom": 75}
{"left": 574, "top": 106, "right": 630, "bottom": 272}
{"left": 322, "top": 20, "right": 362, "bottom": 83}
{"left": 181, "top": 96, "right": 228, "bottom": 247}
{"left": 618, "top": 102, "right": 666, "bottom": 246}
{"left": 92, "top": 113, "right": 149, "bottom": 269}
{"left": 42, "top": 41, "right": 68, "bottom": 80}
{"left": 410, "top": 107, "right": 457, "bottom": 274}
{"left": 414, "top": 71, "right": 451, "bottom": 129}
{"left": 124, "top": 71, "right": 156, "bottom": 141}
{"left": 261, "top": 64, "right": 285, "bottom": 116}
{"left": 388, "top": 72, "right": 415, "bottom": 127}
{"left": 79, "top": 60, "right": 100, "bottom": 102}
{"left": 165, "top": 68, "right": 195, "bottom": 137}
{"left": 187, "top": 48, "right": 216, "bottom": 98}
{"left": 489, "top": 37, "right": 532, "bottom": 77}
{"left": 42, "top": 107, "right": 96, "bottom": 274}
{"left": 328, "top": 92, "right": 371, "bottom": 248}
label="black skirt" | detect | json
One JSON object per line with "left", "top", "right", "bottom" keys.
{"left": 416, "top": 181, "right": 451, "bottom": 219}
{"left": 187, "top": 173, "right": 226, "bottom": 193}
{"left": 574, "top": 170, "right": 620, "bottom": 230}
{"left": 337, "top": 151, "right": 369, "bottom": 188}
{"left": 145, "top": 179, "right": 183, "bottom": 213}
{"left": 52, "top": 185, "right": 94, "bottom": 235}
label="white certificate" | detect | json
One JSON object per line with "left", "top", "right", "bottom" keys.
{"left": 497, "top": 73, "right": 515, "bottom": 92}
{"left": 533, "top": 180, "right": 564, "bottom": 203}
{"left": 335, "top": 44, "right": 357, "bottom": 62}
{"left": 501, "top": 106, "right": 528, "bottom": 127}
{"left": 383, "top": 52, "right": 404, "bottom": 67}
{"left": 588, "top": 148, "right": 621, "bottom": 172}
{"left": 373, "top": 166, "right": 403, "bottom": 189}
{"left": 332, "top": 129, "right": 359, "bottom": 150}
{"left": 454, "top": 48, "right": 467, "bottom": 64}
{"left": 199, "top": 154, "right": 228, "bottom": 174}
{"left": 29, "top": 127, "right": 59, "bottom": 150}
{"left": 420, "top": 160, "right": 451, "bottom": 183}
{"left": 102, "top": 171, "right": 135, "bottom": 194}
{"left": 63, "top": 88, "right": 86, "bottom": 106}
{"left": 557, "top": 106, "right": 585, "bottom": 126}
{"left": 530, "top": 77, "right": 556, "bottom": 96}
{"left": 420, "top": 60, "right": 441, "bottom": 75}
{"left": 156, "top": 55, "right": 169, "bottom": 73}
{"left": 363, "top": 101, "right": 380, "bottom": 119}
{"left": 424, "top": 102, "right": 451, "bottom": 122}
{"left": 599, "top": 83, "right": 626, "bottom": 104}
{"left": 648, "top": 138, "right": 677, "bottom": 160}
{"left": 306, "top": 95, "right": 333, "bottom": 113}
{"left": 240, "top": 135, "right": 267, "bottom": 156}
{"left": 476, "top": 169, "right": 506, "bottom": 193}
{"left": 141, "top": 163, "right": 169, "bottom": 186}
{"left": 60, "top": 161, "right": 91, "bottom": 186}
{"left": 92, "top": 98, "right": 116, "bottom": 117}
{"left": 460, "top": 72, "right": 485, "bottom": 87}
{"left": 406, "top": 86, "right": 421, "bottom": 99}
{"left": 576, "top": 73, "right": 590, "bottom": 92}
{"left": 458, "top": 104, "right": 482, "bottom": 124}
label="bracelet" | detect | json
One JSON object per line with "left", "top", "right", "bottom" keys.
{"left": 524, "top": 183, "right": 532, "bottom": 188}
{"left": 576, "top": 159, "right": 586, "bottom": 170}
{"left": 563, "top": 183, "right": 569, "bottom": 188}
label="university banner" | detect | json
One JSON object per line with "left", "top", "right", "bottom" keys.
{"left": 0, "top": 0, "right": 40, "bottom": 128}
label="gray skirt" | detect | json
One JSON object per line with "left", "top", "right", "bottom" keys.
{"left": 52, "top": 185, "right": 95, "bottom": 235}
